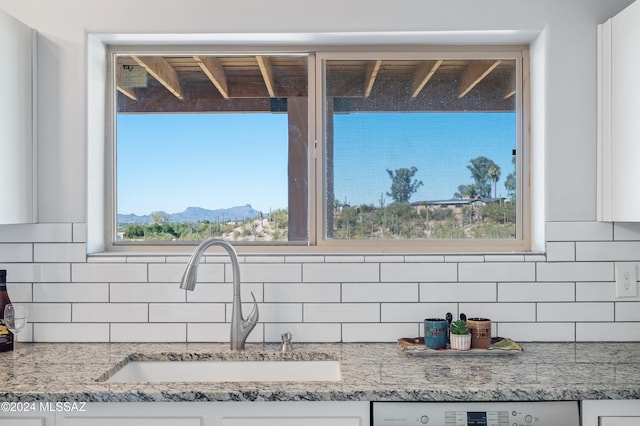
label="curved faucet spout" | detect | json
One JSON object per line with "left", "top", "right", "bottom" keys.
{"left": 180, "top": 238, "right": 259, "bottom": 351}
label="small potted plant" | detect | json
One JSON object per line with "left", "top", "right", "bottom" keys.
{"left": 449, "top": 319, "right": 471, "bottom": 350}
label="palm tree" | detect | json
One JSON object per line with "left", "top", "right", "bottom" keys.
{"left": 487, "top": 163, "right": 501, "bottom": 198}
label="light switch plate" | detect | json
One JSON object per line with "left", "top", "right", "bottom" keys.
{"left": 616, "top": 263, "right": 638, "bottom": 298}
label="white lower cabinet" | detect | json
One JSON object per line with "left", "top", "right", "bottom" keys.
{"left": 0, "top": 419, "right": 50, "bottom": 426}
{"left": 581, "top": 400, "right": 640, "bottom": 426}
{"left": 56, "top": 401, "right": 370, "bottom": 426}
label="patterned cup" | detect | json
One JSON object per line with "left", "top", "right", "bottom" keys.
{"left": 467, "top": 318, "right": 492, "bottom": 349}
{"left": 424, "top": 318, "right": 449, "bottom": 349}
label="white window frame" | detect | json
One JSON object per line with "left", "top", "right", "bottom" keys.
{"left": 95, "top": 43, "right": 530, "bottom": 254}
{"left": 314, "top": 48, "right": 530, "bottom": 253}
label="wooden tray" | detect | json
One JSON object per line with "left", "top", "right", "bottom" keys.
{"left": 398, "top": 337, "right": 523, "bottom": 356}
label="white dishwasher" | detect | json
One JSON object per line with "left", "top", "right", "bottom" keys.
{"left": 371, "top": 401, "right": 580, "bottom": 426}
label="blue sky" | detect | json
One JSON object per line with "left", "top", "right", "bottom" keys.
{"left": 117, "top": 112, "right": 515, "bottom": 215}
{"left": 333, "top": 112, "right": 516, "bottom": 206}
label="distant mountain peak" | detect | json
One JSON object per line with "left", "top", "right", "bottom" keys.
{"left": 117, "top": 205, "right": 263, "bottom": 225}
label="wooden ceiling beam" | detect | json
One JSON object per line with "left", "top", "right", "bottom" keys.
{"left": 115, "top": 64, "right": 138, "bottom": 101}
{"left": 256, "top": 56, "right": 276, "bottom": 98}
{"left": 364, "top": 60, "right": 382, "bottom": 98}
{"left": 194, "top": 56, "right": 230, "bottom": 99}
{"left": 503, "top": 71, "right": 516, "bottom": 99}
{"left": 457, "top": 60, "right": 501, "bottom": 99}
{"left": 411, "top": 59, "right": 443, "bottom": 98}
{"left": 131, "top": 56, "right": 184, "bottom": 100}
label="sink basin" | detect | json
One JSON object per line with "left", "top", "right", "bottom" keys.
{"left": 105, "top": 360, "right": 342, "bottom": 383}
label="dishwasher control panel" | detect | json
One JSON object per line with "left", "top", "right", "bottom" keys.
{"left": 372, "top": 401, "right": 579, "bottom": 426}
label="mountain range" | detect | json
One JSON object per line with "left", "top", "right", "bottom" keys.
{"left": 117, "top": 205, "right": 263, "bottom": 225}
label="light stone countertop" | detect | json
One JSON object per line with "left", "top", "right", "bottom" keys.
{"left": 1, "top": 342, "right": 639, "bottom": 402}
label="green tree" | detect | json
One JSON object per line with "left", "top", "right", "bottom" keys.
{"left": 466, "top": 156, "right": 499, "bottom": 198}
{"left": 455, "top": 184, "right": 478, "bottom": 199}
{"left": 487, "top": 163, "right": 502, "bottom": 198}
{"left": 386, "top": 166, "right": 423, "bottom": 203}
{"left": 149, "top": 211, "right": 169, "bottom": 224}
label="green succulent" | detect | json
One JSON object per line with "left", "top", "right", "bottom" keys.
{"left": 450, "top": 319, "right": 469, "bottom": 335}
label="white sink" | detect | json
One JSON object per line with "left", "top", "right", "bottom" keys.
{"left": 106, "top": 360, "right": 342, "bottom": 383}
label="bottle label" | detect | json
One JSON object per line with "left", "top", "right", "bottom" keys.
{"left": 0, "top": 324, "right": 8, "bottom": 335}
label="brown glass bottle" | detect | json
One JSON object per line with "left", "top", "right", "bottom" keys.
{"left": 0, "top": 269, "right": 14, "bottom": 352}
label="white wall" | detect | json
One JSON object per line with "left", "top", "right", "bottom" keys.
{"left": 0, "top": 0, "right": 639, "bottom": 343}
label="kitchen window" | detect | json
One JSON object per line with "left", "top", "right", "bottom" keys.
{"left": 107, "top": 47, "right": 529, "bottom": 252}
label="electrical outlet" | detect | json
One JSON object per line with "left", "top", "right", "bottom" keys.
{"left": 616, "top": 263, "right": 638, "bottom": 298}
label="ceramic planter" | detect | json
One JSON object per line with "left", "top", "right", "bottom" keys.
{"left": 450, "top": 333, "right": 471, "bottom": 350}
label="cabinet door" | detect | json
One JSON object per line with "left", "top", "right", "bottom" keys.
{"left": 600, "top": 418, "right": 640, "bottom": 426}
{"left": 223, "top": 417, "right": 360, "bottom": 426}
{"left": 598, "top": 0, "right": 640, "bottom": 221}
{"left": 63, "top": 419, "right": 201, "bottom": 426}
{"left": 0, "top": 9, "right": 36, "bottom": 224}
{"left": 0, "top": 419, "right": 46, "bottom": 426}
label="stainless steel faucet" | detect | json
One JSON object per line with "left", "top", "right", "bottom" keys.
{"left": 180, "top": 238, "right": 258, "bottom": 351}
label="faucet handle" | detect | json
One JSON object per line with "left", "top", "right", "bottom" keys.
{"left": 280, "top": 331, "right": 293, "bottom": 353}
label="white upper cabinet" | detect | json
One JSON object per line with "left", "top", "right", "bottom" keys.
{"left": 0, "top": 9, "right": 36, "bottom": 224}
{"left": 598, "top": 0, "right": 640, "bottom": 222}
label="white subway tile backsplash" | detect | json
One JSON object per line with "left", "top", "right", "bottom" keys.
{"left": 364, "top": 255, "right": 404, "bottom": 263}
{"left": 34, "top": 323, "right": 110, "bottom": 342}
{"left": 576, "top": 322, "right": 640, "bottom": 342}
{"left": 284, "top": 255, "right": 325, "bottom": 263}
{"left": 445, "top": 255, "right": 484, "bottom": 263}
{"left": 485, "top": 254, "right": 526, "bottom": 262}
{"left": 420, "top": 282, "right": 496, "bottom": 302}
{"left": 264, "top": 323, "right": 341, "bottom": 343}
{"left": 546, "top": 222, "right": 613, "bottom": 242}
{"left": 0, "top": 244, "right": 33, "bottom": 262}
{"left": 5, "top": 282, "right": 32, "bottom": 302}
{"left": 459, "top": 262, "right": 535, "bottom": 282}
{"left": 185, "top": 283, "right": 263, "bottom": 303}
{"left": 0, "top": 223, "right": 72, "bottom": 243}
{"left": 545, "top": 242, "right": 575, "bottom": 262}
{"left": 34, "top": 283, "right": 109, "bottom": 302}
{"left": 576, "top": 282, "right": 623, "bottom": 301}
{"left": 3, "top": 263, "right": 70, "bottom": 283}
{"left": 72, "top": 263, "right": 147, "bottom": 282}
{"left": 304, "top": 303, "right": 379, "bottom": 323}
{"left": 498, "top": 282, "right": 575, "bottom": 302}
{"left": 304, "top": 263, "right": 379, "bottom": 283}
{"left": 381, "top": 262, "right": 457, "bottom": 282}
{"left": 236, "top": 262, "right": 301, "bottom": 283}
{"left": 614, "top": 223, "right": 640, "bottom": 241}
{"left": 148, "top": 262, "right": 223, "bottom": 283}
{"left": 3, "top": 219, "right": 640, "bottom": 344}
{"left": 342, "top": 283, "right": 418, "bottom": 302}
{"left": 498, "top": 322, "right": 575, "bottom": 342}
{"left": 149, "top": 303, "right": 225, "bottom": 322}
{"left": 576, "top": 242, "right": 640, "bottom": 261}
{"left": 325, "top": 255, "right": 365, "bottom": 263}
{"left": 342, "top": 323, "right": 418, "bottom": 342}
{"left": 72, "top": 223, "right": 86, "bottom": 243}
{"left": 29, "top": 303, "right": 72, "bottom": 322}
{"left": 381, "top": 303, "right": 457, "bottom": 322}
{"left": 537, "top": 262, "right": 614, "bottom": 282}
{"left": 250, "top": 303, "right": 302, "bottom": 323}
{"left": 72, "top": 303, "right": 148, "bottom": 322}
{"left": 111, "top": 323, "right": 186, "bottom": 342}
{"left": 245, "top": 255, "right": 286, "bottom": 263}
{"left": 187, "top": 323, "right": 231, "bottom": 342}
{"left": 458, "top": 302, "right": 536, "bottom": 322}
{"left": 264, "top": 283, "right": 340, "bottom": 303}
{"left": 537, "top": 302, "right": 613, "bottom": 322}
{"left": 187, "top": 322, "right": 265, "bottom": 343}
{"left": 34, "top": 243, "right": 86, "bottom": 263}
{"left": 615, "top": 302, "right": 640, "bottom": 321}
{"left": 110, "top": 282, "right": 186, "bottom": 303}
